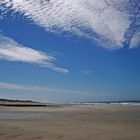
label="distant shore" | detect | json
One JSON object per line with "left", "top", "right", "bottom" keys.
{"left": 0, "top": 98, "right": 47, "bottom": 107}
{"left": 1, "top": 98, "right": 140, "bottom": 107}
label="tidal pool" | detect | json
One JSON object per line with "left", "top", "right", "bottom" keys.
{"left": 0, "top": 113, "right": 52, "bottom": 119}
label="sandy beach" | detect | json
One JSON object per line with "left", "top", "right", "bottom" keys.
{"left": 0, "top": 105, "right": 140, "bottom": 140}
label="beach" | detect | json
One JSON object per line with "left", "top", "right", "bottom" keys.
{"left": 0, "top": 105, "right": 140, "bottom": 140}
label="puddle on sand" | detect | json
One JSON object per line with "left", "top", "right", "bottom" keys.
{"left": 0, "top": 113, "right": 64, "bottom": 120}
{"left": 0, "top": 113, "right": 60, "bottom": 119}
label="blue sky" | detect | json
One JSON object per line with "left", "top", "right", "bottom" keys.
{"left": 0, "top": 0, "right": 140, "bottom": 103}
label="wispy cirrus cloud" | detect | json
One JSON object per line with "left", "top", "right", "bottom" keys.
{"left": 0, "top": 81, "right": 89, "bottom": 95}
{"left": 0, "top": 81, "right": 96, "bottom": 103}
{"left": 0, "top": 35, "right": 69, "bottom": 73}
{"left": 0, "top": 0, "right": 139, "bottom": 49}
{"left": 0, "top": 81, "right": 30, "bottom": 91}
{"left": 82, "top": 70, "right": 93, "bottom": 75}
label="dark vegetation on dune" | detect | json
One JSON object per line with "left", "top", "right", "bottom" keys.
{"left": 0, "top": 98, "right": 35, "bottom": 103}
{"left": 0, "top": 98, "right": 47, "bottom": 107}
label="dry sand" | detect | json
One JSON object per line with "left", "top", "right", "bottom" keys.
{"left": 0, "top": 105, "right": 140, "bottom": 140}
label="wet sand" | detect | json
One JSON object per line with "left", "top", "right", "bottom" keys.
{"left": 0, "top": 105, "right": 140, "bottom": 140}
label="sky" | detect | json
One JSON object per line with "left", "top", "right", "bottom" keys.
{"left": 0, "top": 0, "right": 140, "bottom": 103}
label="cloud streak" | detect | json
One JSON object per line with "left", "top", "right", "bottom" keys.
{"left": 0, "top": 35, "right": 69, "bottom": 73}
{"left": 0, "top": 0, "right": 139, "bottom": 49}
{"left": 0, "top": 81, "right": 89, "bottom": 95}
{"left": 0, "top": 81, "right": 96, "bottom": 103}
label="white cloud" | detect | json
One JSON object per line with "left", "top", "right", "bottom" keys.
{"left": 0, "top": 35, "right": 69, "bottom": 73}
{"left": 0, "top": 0, "right": 139, "bottom": 49}
{"left": 129, "top": 32, "right": 140, "bottom": 48}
